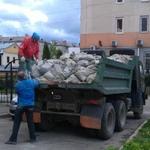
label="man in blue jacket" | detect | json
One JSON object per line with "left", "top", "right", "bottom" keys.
{"left": 5, "top": 71, "right": 40, "bottom": 145}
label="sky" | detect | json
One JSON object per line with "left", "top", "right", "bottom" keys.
{"left": 0, "top": 0, "right": 80, "bottom": 45}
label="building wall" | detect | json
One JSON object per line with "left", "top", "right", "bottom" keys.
{"left": 80, "top": 0, "right": 150, "bottom": 70}
{"left": 80, "top": 33, "right": 150, "bottom": 48}
{"left": 2, "top": 44, "right": 19, "bottom": 67}
{"left": 68, "top": 47, "right": 80, "bottom": 54}
{"left": 3, "top": 53, "right": 18, "bottom": 67}
{"left": 81, "top": 0, "right": 150, "bottom": 47}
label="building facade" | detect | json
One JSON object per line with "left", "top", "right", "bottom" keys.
{"left": 0, "top": 43, "right": 19, "bottom": 67}
{"left": 80, "top": 0, "right": 150, "bottom": 71}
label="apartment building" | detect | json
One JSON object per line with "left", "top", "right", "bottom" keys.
{"left": 80, "top": 0, "right": 150, "bottom": 71}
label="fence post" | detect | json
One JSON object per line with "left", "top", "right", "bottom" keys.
{"left": 10, "top": 62, "right": 13, "bottom": 102}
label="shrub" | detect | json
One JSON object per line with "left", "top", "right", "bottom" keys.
{"left": 0, "top": 80, "right": 6, "bottom": 90}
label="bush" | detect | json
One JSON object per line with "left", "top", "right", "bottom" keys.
{"left": 0, "top": 80, "right": 6, "bottom": 90}
{"left": 56, "top": 49, "right": 63, "bottom": 59}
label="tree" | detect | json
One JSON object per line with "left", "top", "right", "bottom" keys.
{"left": 56, "top": 48, "right": 63, "bottom": 59}
{"left": 42, "top": 42, "right": 50, "bottom": 60}
{"left": 49, "top": 45, "right": 57, "bottom": 59}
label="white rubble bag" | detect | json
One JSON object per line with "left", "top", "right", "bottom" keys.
{"left": 31, "top": 64, "right": 41, "bottom": 78}
{"left": 42, "top": 71, "right": 54, "bottom": 81}
{"left": 64, "top": 74, "right": 81, "bottom": 83}
{"left": 75, "top": 65, "right": 97, "bottom": 82}
{"left": 86, "top": 73, "right": 97, "bottom": 84}
{"left": 32, "top": 52, "right": 132, "bottom": 84}
{"left": 39, "top": 62, "right": 53, "bottom": 75}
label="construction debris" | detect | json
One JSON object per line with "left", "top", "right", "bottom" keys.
{"left": 31, "top": 52, "right": 132, "bottom": 84}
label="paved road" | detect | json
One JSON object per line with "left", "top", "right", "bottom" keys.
{"left": 0, "top": 99, "right": 150, "bottom": 150}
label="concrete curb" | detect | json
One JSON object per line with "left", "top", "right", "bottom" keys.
{"left": 119, "top": 119, "right": 149, "bottom": 150}
{"left": 0, "top": 113, "right": 10, "bottom": 118}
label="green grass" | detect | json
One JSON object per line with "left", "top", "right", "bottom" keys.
{"left": 106, "top": 119, "right": 150, "bottom": 150}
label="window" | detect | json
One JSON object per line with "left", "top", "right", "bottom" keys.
{"left": 116, "top": 0, "right": 124, "bottom": 4}
{"left": 116, "top": 18, "right": 123, "bottom": 33}
{"left": 13, "top": 57, "right": 15, "bottom": 64}
{"left": 7, "top": 56, "right": 9, "bottom": 63}
{"left": 140, "top": 16, "right": 149, "bottom": 33}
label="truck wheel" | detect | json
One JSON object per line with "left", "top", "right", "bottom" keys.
{"left": 97, "top": 103, "right": 115, "bottom": 140}
{"left": 109, "top": 49, "right": 135, "bottom": 56}
{"left": 133, "top": 106, "right": 143, "bottom": 119}
{"left": 114, "top": 100, "right": 126, "bottom": 132}
{"left": 34, "top": 114, "right": 54, "bottom": 132}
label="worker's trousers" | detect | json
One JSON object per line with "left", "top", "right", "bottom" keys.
{"left": 18, "top": 55, "right": 33, "bottom": 75}
{"left": 9, "top": 106, "right": 36, "bottom": 142}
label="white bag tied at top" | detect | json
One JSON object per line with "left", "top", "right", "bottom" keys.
{"left": 33, "top": 52, "right": 132, "bottom": 84}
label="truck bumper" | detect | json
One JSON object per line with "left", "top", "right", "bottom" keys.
{"left": 23, "top": 112, "right": 41, "bottom": 123}
{"left": 80, "top": 116, "right": 101, "bottom": 129}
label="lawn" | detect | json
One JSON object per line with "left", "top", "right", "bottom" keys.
{"left": 106, "top": 119, "right": 150, "bottom": 150}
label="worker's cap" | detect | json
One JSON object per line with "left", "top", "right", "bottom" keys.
{"left": 32, "top": 32, "right": 40, "bottom": 41}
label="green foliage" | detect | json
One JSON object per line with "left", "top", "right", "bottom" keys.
{"left": 106, "top": 120, "right": 150, "bottom": 150}
{"left": 42, "top": 42, "right": 50, "bottom": 60}
{"left": 49, "top": 46, "right": 63, "bottom": 59}
{"left": 49, "top": 45, "right": 57, "bottom": 59}
{"left": 56, "top": 48, "right": 63, "bottom": 59}
{"left": 122, "top": 140, "right": 141, "bottom": 150}
{"left": 0, "top": 80, "right": 6, "bottom": 90}
{"left": 105, "top": 146, "right": 118, "bottom": 150}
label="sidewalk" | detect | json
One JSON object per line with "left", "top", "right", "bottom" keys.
{"left": 0, "top": 103, "right": 10, "bottom": 118}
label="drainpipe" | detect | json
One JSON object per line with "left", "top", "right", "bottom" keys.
{"left": 137, "top": 47, "right": 140, "bottom": 56}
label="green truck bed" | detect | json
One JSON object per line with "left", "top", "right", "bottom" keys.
{"left": 58, "top": 53, "right": 139, "bottom": 95}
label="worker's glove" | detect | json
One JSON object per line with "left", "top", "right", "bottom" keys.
{"left": 20, "top": 56, "right": 25, "bottom": 62}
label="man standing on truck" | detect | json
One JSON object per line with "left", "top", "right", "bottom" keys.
{"left": 5, "top": 71, "right": 40, "bottom": 145}
{"left": 18, "top": 32, "right": 40, "bottom": 77}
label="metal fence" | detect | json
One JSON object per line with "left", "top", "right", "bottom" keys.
{"left": 0, "top": 73, "right": 17, "bottom": 103}
{"left": 0, "top": 59, "right": 18, "bottom": 104}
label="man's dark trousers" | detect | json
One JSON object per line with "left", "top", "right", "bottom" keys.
{"left": 9, "top": 106, "right": 36, "bottom": 142}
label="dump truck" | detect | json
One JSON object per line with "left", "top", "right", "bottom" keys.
{"left": 32, "top": 49, "right": 147, "bottom": 140}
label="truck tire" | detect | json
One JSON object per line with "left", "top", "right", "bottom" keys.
{"left": 133, "top": 106, "right": 143, "bottom": 119}
{"left": 97, "top": 103, "right": 115, "bottom": 140}
{"left": 34, "top": 114, "right": 54, "bottom": 132}
{"left": 113, "top": 100, "right": 126, "bottom": 132}
{"left": 109, "top": 49, "right": 135, "bottom": 56}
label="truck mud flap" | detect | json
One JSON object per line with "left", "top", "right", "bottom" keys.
{"left": 80, "top": 104, "right": 103, "bottom": 129}
{"left": 23, "top": 112, "right": 41, "bottom": 123}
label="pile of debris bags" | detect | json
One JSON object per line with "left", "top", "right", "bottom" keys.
{"left": 31, "top": 52, "right": 132, "bottom": 84}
